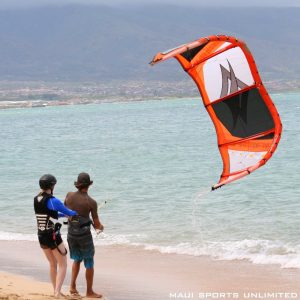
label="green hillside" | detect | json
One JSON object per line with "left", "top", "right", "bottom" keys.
{"left": 0, "top": 4, "right": 298, "bottom": 81}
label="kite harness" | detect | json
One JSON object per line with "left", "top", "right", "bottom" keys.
{"left": 34, "top": 192, "right": 76, "bottom": 255}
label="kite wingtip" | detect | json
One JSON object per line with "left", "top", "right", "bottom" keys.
{"left": 149, "top": 53, "right": 164, "bottom": 66}
{"left": 211, "top": 184, "right": 224, "bottom": 191}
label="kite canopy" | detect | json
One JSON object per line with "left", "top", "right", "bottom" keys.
{"left": 150, "top": 35, "right": 282, "bottom": 190}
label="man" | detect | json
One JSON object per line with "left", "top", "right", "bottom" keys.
{"left": 65, "top": 172, "right": 104, "bottom": 299}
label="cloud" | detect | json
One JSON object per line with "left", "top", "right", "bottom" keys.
{"left": 0, "top": 0, "right": 299, "bottom": 9}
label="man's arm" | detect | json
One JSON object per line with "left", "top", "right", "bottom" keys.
{"left": 64, "top": 192, "right": 71, "bottom": 206}
{"left": 93, "top": 217, "right": 104, "bottom": 232}
{"left": 90, "top": 201, "right": 104, "bottom": 231}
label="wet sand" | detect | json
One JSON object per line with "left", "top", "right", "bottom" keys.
{"left": 0, "top": 240, "right": 299, "bottom": 300}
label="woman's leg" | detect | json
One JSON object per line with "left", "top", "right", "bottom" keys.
{"left": 52, "top": 242, "right": 67, "bottom": 298}
{"left": 42, "top": 248, "right": 57, "bottom": 292}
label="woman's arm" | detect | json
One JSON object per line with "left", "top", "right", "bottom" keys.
{"left": 47, "top": 197, "right": 77, "bottom": 217}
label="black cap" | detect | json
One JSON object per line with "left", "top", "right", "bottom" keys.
{"left": 74, "top": 172, "right": 93, "bottom": 189}
{"left": 39, "top": 174, "right": 57, "bottom": 190}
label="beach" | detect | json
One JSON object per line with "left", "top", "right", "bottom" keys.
{"left": 0, "top": 96, "right": 299, "bottom": 299}
{"left": 0, "top": 240, "right": 300, "bottom": 300}
{"left": 0, "top": 1, "right": 299, "bottom": 299}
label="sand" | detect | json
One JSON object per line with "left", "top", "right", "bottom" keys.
{"left": 0, "top": 240, "right": 300, "bottom": 300}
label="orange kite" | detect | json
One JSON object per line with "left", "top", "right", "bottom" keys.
{"left": 150, "top": 35, "right": 282, "bottom": 190}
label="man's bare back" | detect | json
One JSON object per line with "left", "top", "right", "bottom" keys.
{"left": 65, "top": 191, "right": 98, "bottom": 220}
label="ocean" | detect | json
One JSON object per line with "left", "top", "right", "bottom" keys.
{"left": 0, "top": 93, "right": 299, "bottom": 268}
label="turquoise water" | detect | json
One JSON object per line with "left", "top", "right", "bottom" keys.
{"left": 0, "top": 93, "right": 299, "bottom": 268}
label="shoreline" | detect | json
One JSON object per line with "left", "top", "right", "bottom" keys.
{"left": 0, "top": 74, "right": 298, "bottom": 110}
{"left": 0, "top": 240, "right": 300, "bottom": 300}
{"left": 0, "top": 90, "right": 298, "bottom": 110}
{"left": 0, "top": 95, "right": 186, "bottom": 110}
{"left": 1, "top": 230, "right": 299, "bottom": 269}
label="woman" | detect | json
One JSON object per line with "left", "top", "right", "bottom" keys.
{"left": 34, "top": 174, "right": 77, "bottom": 298}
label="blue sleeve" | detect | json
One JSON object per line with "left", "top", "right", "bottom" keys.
{"left": 47, "top": 197, "right": 77, "bottom": 217}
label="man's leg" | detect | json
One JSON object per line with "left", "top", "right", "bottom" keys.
{"left": 70, "top": 261, "right": 81, "bottom": 295}
{"left": 68, "top": 236, "right": 82, "bottom": 295}
{"left": 85, "top": 258, "right": 102, "bottom": 298}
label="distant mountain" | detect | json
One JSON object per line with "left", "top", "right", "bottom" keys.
{"left": 0, "top": 4, "right": 299, "bottom": 82}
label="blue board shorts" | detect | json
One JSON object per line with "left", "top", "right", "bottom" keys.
{"left": 67, "top": 232, "right": 95, "bottom": 269}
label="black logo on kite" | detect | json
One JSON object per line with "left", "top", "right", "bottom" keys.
{"left": 218, "top": 60, "right": 250, "bottom": 128}
{"left": 220, "top": 60, "right": 248, "bottom": 98}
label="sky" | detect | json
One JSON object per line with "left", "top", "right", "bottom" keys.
{"left": 0, "top": 0, "right": 300, "bottom": 8}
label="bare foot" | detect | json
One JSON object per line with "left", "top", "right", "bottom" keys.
{"left": 70, "top": 288, "right": 81, "bottom": 296}
{"left": 86, "top": 291, "right": 103, "bottom": 298}
{"left": 54, "top": 292, "right": 66, "bottom": 298}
